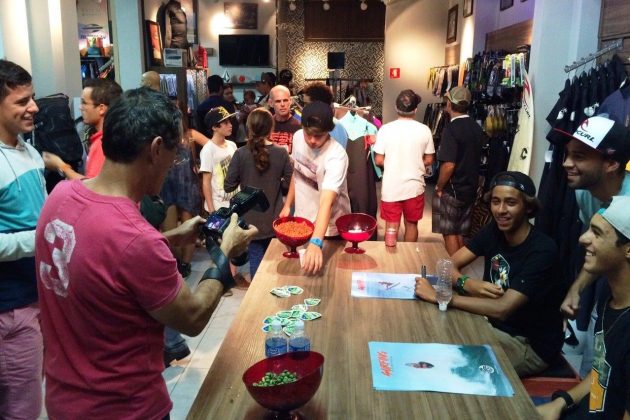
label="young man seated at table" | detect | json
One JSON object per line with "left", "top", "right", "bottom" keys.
{"left": 415, "top": 171, "right": 565, "bottom": 377}
{"left": 280, "top": 101, "right": 351, "bottom": 275}
{"left": 537, "top": 196, "right": 630, "bottom": 420}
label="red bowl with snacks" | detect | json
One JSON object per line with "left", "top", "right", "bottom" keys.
{"left": 273, "top": 216, "right": 315, "bottom": 258}
{"left": 243, "top": 351, "right": 324, "bottom": 416}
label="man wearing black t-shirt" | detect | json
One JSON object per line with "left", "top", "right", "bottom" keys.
{"left": 432, "top": 86, "right": 487, "bottom": 255}
{"left": 537, "top": 195, "right": 630, "bottom": 419}
{"left": 417, "top": 171, "right": 565, "bottom": 377}
{"left": 268, "top": 84, "right": 300, "bottom": 154}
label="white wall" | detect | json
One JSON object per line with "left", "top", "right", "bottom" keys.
{"left": 198, "top": 0, "right": 276, "bottom": 83}
{"left": 0, "top": 1, "right": 32, "bottom": 72}
{"left": 382, "top": 0, "right": 449, "bottom": 123}
{"left": 110, "top": 0, "right": 144, "bottom": 90}
{"left": 473, "top": 0, "right": 535, "bottom": 53}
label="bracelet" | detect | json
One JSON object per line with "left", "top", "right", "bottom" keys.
{"left": 309, "top": 238, "right": 323, "bottom": 249}
{"left": 551, "top": 389, "right": 575, "bottom": 412}
{"left": 456, "top": 275, "right": 469, "bottom": 295}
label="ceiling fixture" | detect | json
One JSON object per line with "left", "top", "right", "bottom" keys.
{"left": 289, "top": 0, "right": 296, "bottom": 11}
{"left": 323, "top": 0, "right": 330, "bottom": 11}
{"left": 360, "top": 0, "right": 368, "bottom": 11}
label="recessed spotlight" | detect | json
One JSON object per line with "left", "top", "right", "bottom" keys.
{"left": 289, "top": 0, "right": 296, "bottom": 11}
{"left": 323, "top": 1, "right": 330, "bottom": 11}
{"left": 360, "top": 1, "right": 368, "bottom": 11}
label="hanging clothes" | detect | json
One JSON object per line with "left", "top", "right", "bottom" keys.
{"left": 338, "top": 112, "right": 379, "bottom": 231}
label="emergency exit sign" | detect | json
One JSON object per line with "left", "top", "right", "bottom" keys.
{"left": 389, "top": 68, "right": 400, "bottom": 79}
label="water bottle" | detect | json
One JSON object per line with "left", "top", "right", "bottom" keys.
{"left": 265, "top": 319, "right": 288, "bottom": 357}
{"left": 436, "top": 258, "right": 453, "bottom": 311}
{"left": 288, "top": 319, "right": 311, "bottom": 352}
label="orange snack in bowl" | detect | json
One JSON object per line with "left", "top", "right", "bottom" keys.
{"left": 275, "top": 221, "right": 313, "bottom": 238}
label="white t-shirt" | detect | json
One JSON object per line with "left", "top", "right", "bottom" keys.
{"left": 291, "top": 130, "right": 351, "bottom": 237}
{"left": 199, "top": 139, "right": 238, "bottom": 210}
{"left": 373, "top": 119, "right": 435, "bottom": 202}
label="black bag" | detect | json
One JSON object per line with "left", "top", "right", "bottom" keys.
{"left": 33, "top": 93, "right": 83, "bottom": 165}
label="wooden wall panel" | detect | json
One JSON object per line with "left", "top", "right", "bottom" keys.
{"left": 304, "top": 0, "right": 385, "bottom": 41}
{"left": 600, "top": 0, "right": 630, "bottom": 41}
{"left": 485, "top": 19, "right": 532, "bottom": 52}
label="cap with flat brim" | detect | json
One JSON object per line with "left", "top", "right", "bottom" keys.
{"left": 204, "top": 106, "right": 236, "bottom": 127}
{"left": 489, "top": 171, "right": 536, "bottom": 197}
{"left": 599, "top": 196, "right": 630, "bottom": 240}
{"left": 552, "top": 116, "right": 630, "bottom": 163}
{"left": 301, "top": 101, "right": 334, "bottom": 132}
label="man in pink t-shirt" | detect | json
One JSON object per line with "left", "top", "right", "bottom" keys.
{"left": 35, "top": 88, "right": 257, "bottom": 418}
{"left": 43, "top": 79, "right": 121, "bottom": 179}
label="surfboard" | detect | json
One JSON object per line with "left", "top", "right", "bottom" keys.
{"left": 508, "top": 65, "right": 534, "bottom": 173}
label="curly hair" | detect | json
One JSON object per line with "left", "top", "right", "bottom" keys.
{"left": 247, "top": 108, "right": 274, "bottom": 172}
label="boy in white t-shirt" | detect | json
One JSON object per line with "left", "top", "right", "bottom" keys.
{"left": 199, "top": 106, "right": 238, "bottom": 212}
{"left": 280, "top": 101, "right": 351, "bottom": 274}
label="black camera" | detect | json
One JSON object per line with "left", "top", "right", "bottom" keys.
{"left": 202, "top": 186, "right": 269, "bottom": 266}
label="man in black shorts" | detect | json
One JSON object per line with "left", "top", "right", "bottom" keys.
{"left": 432, "top": 86, "right": 487, "bottom": 255}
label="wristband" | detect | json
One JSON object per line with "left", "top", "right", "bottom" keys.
{"left": 456, "top": 275, "right": 469, "bottom": 295}
{"left": 309, "top": 238, "right": 323, "bottom": 249}
{"left": 200, "top": 236, "right": 236, "bottom": 290}
{"left": 551, "top": 389, "right": 575, "bottom": 412}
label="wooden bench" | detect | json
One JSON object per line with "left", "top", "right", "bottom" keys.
{"left": 521, "top": 355, "right": 582, "bottom": 397}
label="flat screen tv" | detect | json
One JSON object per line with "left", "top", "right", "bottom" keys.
{"left": 219, "top": 34, "right": 270, "bottom": 67}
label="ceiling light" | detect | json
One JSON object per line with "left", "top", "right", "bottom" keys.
{"left": 289, "top": 0, "right": 296, "bottom": 11}
{"left": 323, "top": 1, "right": 330, "bottom": 11}
{"left": 360, "top": 1, "right": 368, "bottom": 11}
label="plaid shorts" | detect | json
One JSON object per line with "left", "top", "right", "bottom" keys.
{"left": 431, "top": 192, "right": 474, "bottom": 235}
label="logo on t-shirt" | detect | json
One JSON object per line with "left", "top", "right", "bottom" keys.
{"left": 214, "top": 156, "right": 238, "bottom": 202}
{"left": 490, "top": 254, "right": 510, "bottom": 290}
{"left": 39, "top": 219, "right": 76, "bottom": 297}
{"left": 589, "top": 330, "right": 610, "bottom": 413}
{"left": 270, "top": 131, "right": 294, "bottom": 154}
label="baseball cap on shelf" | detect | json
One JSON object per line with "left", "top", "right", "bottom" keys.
{"left": 204, "top": 106, "right": 236, "bottom": 127}
{"left": 489, "top": 171, "right": 536, "bottom": 197}
{"left": 445, "top": 86, "right": 472, "bottom": 105}
{"left": 301, "top": 101, "right": 334, "bottom": 132}
{"left": 395, "top": 89, "right": 421, "bottom": 113}
{"left": 553, "top": 116, "right": 630, "bottom": 163}
{"left": 257, "top": 72, "right": 276, "bottom": 86}
{"left": 598, "top": 196, "right": 630, "bottom": 240}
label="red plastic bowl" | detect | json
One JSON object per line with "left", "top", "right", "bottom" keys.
{"left": 243, "top": 351, "right": 324, "bottom": 413}
{"left": 335, "top": 213, "right": 377, "bottom": 254}
{"left": 273, "top": 216, "right": 314, "bottom": 258}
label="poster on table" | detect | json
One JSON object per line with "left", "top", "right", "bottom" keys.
{"left": 368, "top": 342, "right": 514, "bottom": 397}
{"left": 351, "top": 273, "right": 437, "bottom": 300}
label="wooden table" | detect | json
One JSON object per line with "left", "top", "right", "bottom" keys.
{"left": 188, "top": 240, "right": 538, "bottom": 419}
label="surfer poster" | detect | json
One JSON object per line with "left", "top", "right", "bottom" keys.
{"left": 351, "top": 273, "right": 437, "bottom": 300}
{"left": 368, "top": 342, "right": 514, "bottom": 396}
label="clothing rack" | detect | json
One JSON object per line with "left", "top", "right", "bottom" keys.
{"left": 564, "top": 39, "right": 623, "bottom": 73}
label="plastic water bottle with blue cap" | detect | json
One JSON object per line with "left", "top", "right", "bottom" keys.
{"left": 436, "top": 258, "right": 453, "bottom": 311}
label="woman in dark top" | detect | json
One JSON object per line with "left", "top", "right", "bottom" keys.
{"left": 224, "top": 108, "right": 293, "bottom": 278}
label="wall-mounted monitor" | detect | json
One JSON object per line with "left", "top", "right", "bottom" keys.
{"left": 219, "top": 34, "right": 270, "bottom": 67}
{"left": 327, "top": 52, "right": 345, "bottom": 69}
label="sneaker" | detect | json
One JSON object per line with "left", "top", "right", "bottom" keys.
{"left": 177, "top": 261, "right": 192, "bottom": 278}
{"left": 164, "top": 345, "right": 191, "bottom": 368}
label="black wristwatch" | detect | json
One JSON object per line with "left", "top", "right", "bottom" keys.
{"left": 551, "top": 389, "right": 575, "bottom": 411}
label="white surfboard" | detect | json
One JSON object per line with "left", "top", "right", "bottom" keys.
{"left": 508, "top": 66, "right": 534, "bottom": 173}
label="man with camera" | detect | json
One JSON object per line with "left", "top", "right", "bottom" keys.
{"left": 35, "top": 87, "right": 257, "bottom": 418}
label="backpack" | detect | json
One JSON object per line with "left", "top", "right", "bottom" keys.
{"left": 32, "top": 93, "right": 83, "bottom": 165}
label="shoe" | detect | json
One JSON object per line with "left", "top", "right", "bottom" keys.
{"left": 164, "top": 345, "right": 191, "bottom": 368}
{"left": 234, "top": 273, "right": 250, "bottom": 290}
{"left": 177, "top": 261, "right": 192, "bottom": 278}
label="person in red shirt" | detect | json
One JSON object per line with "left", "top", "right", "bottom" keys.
{"left": 42, "top": 79, "right": 122, "bottom": 179}
{"left": 35, "top": 87, "right": 257, "bottom": 418}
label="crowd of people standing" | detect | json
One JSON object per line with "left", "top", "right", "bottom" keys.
{"left": 1, "top": 57, "right": 629, "bottom": 420}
